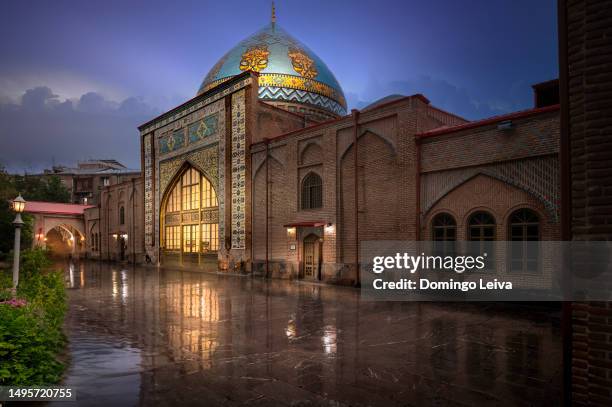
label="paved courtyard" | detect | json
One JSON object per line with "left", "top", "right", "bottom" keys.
{"left": 52, "top": 261, "right": 562, "bottom": 406}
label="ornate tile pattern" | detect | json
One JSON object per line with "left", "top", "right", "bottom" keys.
{"left": 159, "top": 145, "right": 219, "bottom": 199}
{"left": 218, "top": 113, "right": 226, "bottom": 247}
{"left": 144, "top": 79, "right": 249, "bottom": 259}
{"left": 258, "top": 86, "right": 346, "bottom": 116}
{"left": 258, "top": 73, "right": 345, "bottom": 107}
{"left": 159, "top": 129, "right": 185, "bottom": 154}
{"left": 195, "top": 22, "right": 347, "bottom": 117}
{"left": 154, "top": 98, "right": 227, "bottom": 253}
{"left": 143, "top": 134, "right": 153, "bottom": 246}
{"left": 140, "top": 77, "right": 251, "bottom": 136}
{"left": 188, "top": 113, "right": 219, "bottom": 143}
{"left": 231, "top": 90, "right": 246, "bottom": 249}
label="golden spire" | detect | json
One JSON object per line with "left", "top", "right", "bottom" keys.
{"left": 271, "top": 1, "right": 276, "bottom": 24}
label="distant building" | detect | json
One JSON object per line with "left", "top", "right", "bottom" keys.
{"left": 43, "top": 159, "right": 140, "bottom": 205}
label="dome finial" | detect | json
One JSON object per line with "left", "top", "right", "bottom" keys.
{"left": 271, "top": 1, "right": 276, "bottom": 24}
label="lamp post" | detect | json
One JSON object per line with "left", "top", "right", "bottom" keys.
{"left": 11, "top": 194, "right": 25, "bottom": 294}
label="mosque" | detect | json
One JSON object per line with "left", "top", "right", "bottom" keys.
{"left": 83, "top": 7, "right": 561, "bottom": 284}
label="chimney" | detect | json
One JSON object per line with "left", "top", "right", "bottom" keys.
{"left": 532, "top": 79, "right": 559, "bottom": 108}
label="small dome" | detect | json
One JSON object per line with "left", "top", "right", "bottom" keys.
{"left": 363, "top": 94, "right": 406, "bottom": 111}
{"left": 198, "top": 22, "right": 346, "bottom": 117}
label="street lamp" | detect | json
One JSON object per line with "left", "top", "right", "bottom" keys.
{"left": 11, "top": 194, "right": 25, "bottom": 293}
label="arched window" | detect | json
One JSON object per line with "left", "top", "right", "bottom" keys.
{"left": 432, "top": 213, "right": 456, "bottom": 259}
{"left": 119, "top": 206, "right": 125, "bottom": 225}
{"left": 509, "top": 208, "right": 539, "bottom": 241}
{"left": 301, "top": 173, "right": 322, "bottom": 210}
{"left": 508, "top": 208, "right": 540, "bottom": 272}
{"left": 432, "top": 213, "right": 456, "bottom": 241}
{"left": 162, "top": 166, "right": 219, "bottom": 254}
{"left": 468, "top": 211, "right": 496, "bottom": 241}
{"left": 468, "top": 211, "right": 496, "bottom": 270}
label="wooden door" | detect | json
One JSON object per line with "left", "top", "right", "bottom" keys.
{"left": 303, "top": 234, "right": 320, "bottom": 280}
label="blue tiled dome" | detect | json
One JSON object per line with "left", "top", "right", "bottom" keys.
{"left": 198, "top": 22, "right": 347, "bottom": 117}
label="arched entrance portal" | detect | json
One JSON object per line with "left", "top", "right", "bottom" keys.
{"left": 303, "top": 234, "right": 322, "bottom": 280}
{"left": 44, "top": 224, "right": 85, "bottom": 258}
{"left": 160, "top": 165, "right": 219, "bottom": 268}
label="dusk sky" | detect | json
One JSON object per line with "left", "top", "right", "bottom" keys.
{"left": 0, "top": 0, "right": 558, "bottom": 172}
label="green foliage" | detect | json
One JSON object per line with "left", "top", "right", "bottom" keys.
{"left": 0, "top": 248, "right": 67, "bottom": 385}
{"left": 0, "top": 164, "right": 71, "bottom": 258}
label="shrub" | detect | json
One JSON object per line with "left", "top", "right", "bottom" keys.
{"left": 0, "top": 248, "right": 67, "bottom": 385}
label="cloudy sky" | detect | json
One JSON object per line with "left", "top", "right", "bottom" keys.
{"left": 0, "top": 0, "right": 558, "bottom": 172}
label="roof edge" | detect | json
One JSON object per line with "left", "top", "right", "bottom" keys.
{"left": 251, "top": 94, "right": 430, "bottom": 146}
{"left": 416, "top": 104, "right": 560, "bottom": 139}
{"left": 138, "top": 71, "right": 256, "bottom": 132}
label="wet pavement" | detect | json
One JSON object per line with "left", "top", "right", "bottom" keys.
{"left": 49, "top": 261, "right": 562, "bottom": 406}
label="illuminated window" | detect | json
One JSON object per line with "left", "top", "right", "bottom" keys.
{"left": 165, "top": 225, "right": 180, "bottom": 250}
{"left": 162, "top": 166, "right": 219, "bottom": 254}
{"left": 166, "top": 185, "right": 180, "bottom": 213}
{"left": 182, "top": 168, "right": 200, "bottom": 211}
{"left": 182, "top": 224, "right": 199, "bottom": 253}
{"left": 301, "top": 172, "right": 322, "bottom": 210}
{"left": 201, "top": 175, "right": 217, "bottom": 208}
{"left": 201, "top": 223, "right": 219, "bottom": 252}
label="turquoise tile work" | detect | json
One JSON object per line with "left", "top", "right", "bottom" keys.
{"left": 197, "top": 22, "right": 346, "bottom": 116}
{"left": 189, "top": 113, "right": 219, "bottom": 143}
{"left": 159, "top": 129, "right": 185, "bottom": 154}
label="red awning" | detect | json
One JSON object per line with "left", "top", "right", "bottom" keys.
{"left": 24, "top": 201, "right": 95, "bottom": 216}
{"left": 283, "top": 221, "right": 327, "bottom": 228}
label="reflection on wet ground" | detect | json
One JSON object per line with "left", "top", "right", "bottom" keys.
{"left": 51, "top": 261, "right": 562, "bottom": 406}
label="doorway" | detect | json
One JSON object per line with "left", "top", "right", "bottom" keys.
{"left": 303, "top": 234, "right": 321, "bottom": 280}
{"left": 119, "top": 236, "right": 126, "bottom": 261}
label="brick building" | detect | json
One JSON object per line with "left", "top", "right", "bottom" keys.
{"left": 42, "top": 159, "right": 140, "bottom": 205}
{"left": 558, "top": 0, "right": 612, "bottom": 405}
{"left": 85, "top": 177, "right": 144, "bottom": 263}
{"left": 85, "top": 12, "right": 561, "bottom": 288}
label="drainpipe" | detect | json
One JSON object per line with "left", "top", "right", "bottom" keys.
{"left": 558, "top": 1, "right": 572, "bottom": 404}
{"left": 106, "top": 194, "right": 110, "bottom": 262}
{"left": 352, "top": 109, "right": 360, "bottom": 287}
{"left": 415, "top": 135, "right": 422, "bottom": 240}
{"left": 131, "top": 178, "right": 136, "bottom": 264}
{"left": 265, "top": 138, "right": 270, "bottom": 278}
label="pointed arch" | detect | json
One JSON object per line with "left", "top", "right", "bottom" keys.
{"left": 301, "top": 171, "right": 323, "bottom": 209}
{"left": 253, "top": 153, "right": 285, "bottom": 179}
{"left": 300, "top": 141, "right": 323, "bottom": 165}
{"left": 160, "top": 163, "right": 220, "bottom": 256}
{"left": 340, "top": 129, "right": 397, "bottom": 161}
{"left": 423, "top": 172, "right": 558, "bottom": 220}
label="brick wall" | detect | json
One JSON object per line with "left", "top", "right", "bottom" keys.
{"left": 84, "top": 207, "right": 100, "bottom": 259}
{"left": 94, "top": 178, "right": 145, "bottom": 263}
{"left": 423, "top": 174, "right": 559, "bottom": 241}
{"left": 255, "top": 101, "right": 306, "bottom": 144}
{"left": 420, "top": 110, "right": 560, "bottom": 173}
{"left": 250, "top": 93, "right": 562, "bottom": 285}
{"left": 560, "top": 0, "right": 612, "bottom": 405}
{"left": 251, "top": 96, "right": 456, "bottom": 283}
